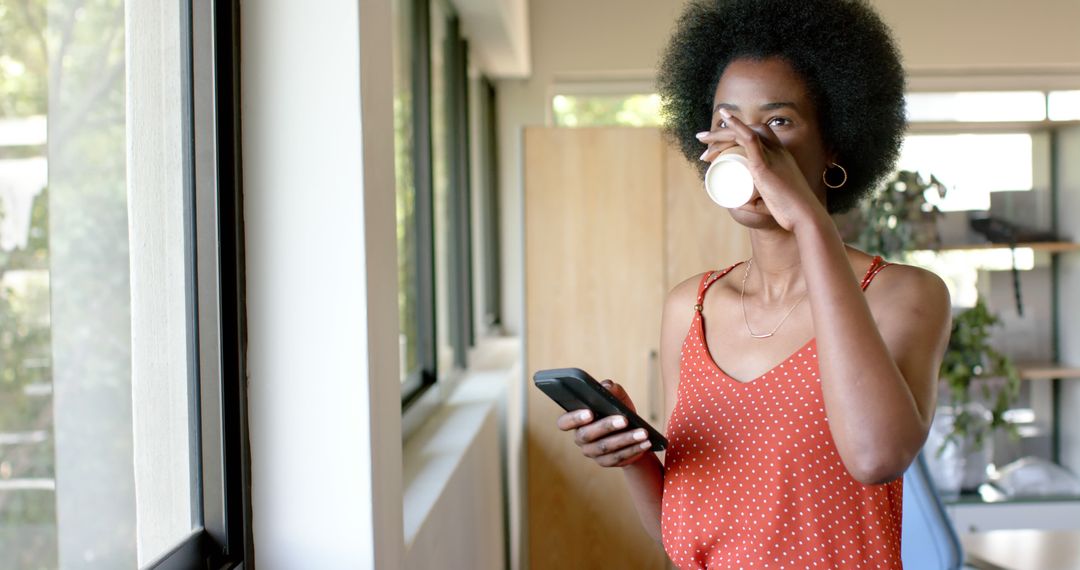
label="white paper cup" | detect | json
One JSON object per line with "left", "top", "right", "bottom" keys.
{"left": 704, "top": 152, "right": 755, "bottom": 208}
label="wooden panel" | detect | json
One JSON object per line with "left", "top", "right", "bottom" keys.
{"left": 962, "top": 530, "right": 1080, "bottom": 570}
{"left": 1016, "top": 363, "right": 1080, "bottom": 381}
{"left": 525, "top": 127, "right": 668, "bottom": 570}
{"left": 663, "top": 145, "right": 752, "bottom": 291}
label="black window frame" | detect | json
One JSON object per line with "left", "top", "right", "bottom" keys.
{"left": 445, "top": 14, "right": 474, "bottom": 366}
{"left": 401, "top": 0, "right": 478, "bottom": 408}
{"left": 401, "top": 0, "right": 439, "bottom": 409}
{"left": 147, "top": 0, "right": 252, "bottom": 567}
{"left": 476, "top": 76, "right": 502, "bottom": 332}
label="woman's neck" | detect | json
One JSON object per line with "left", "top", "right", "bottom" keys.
{"left": 746, "top": 228, "right": 809, "bottom": 302}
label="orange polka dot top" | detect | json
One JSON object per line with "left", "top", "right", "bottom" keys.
{"left": 661, "top": 256, "right": 902, "bottom": 570}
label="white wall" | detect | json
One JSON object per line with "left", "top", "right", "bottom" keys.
{"left": 241, "top": 0, "right": 402, "bottom": 567}
{"left": 873, "top": 0, "right": 1080, "bottom": 73}
{"left": 494, "top": 0, "right": 1080, "bottom": 335}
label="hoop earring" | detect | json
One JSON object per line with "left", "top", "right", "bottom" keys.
{"left": 822, "top": 162, "right": 848, "bottom": 189}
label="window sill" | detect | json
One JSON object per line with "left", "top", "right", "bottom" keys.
{"left": 401, "top": 336, "right": 520, "bottom": 547}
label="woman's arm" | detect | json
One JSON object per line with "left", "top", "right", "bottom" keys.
{"left": 718, "top": 108, "right": 952, "bottom": 484}
{"left": 794, "top": 218, "right": 950, "bottom": 484}
{"left": 617, "top": 274, "right": 701, "bottom": 542}
{"left": 553, "top": 276, "right": 698, "bottom": 543}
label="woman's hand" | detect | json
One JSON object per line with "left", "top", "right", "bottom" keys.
{"left": 696, "top": 109, "right": 828, "bottom": 233}
{"left": 555, "top": 379, "right": 654, "bottom": 468}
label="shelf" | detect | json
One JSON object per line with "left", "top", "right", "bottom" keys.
{"left": 1016, "top": 363, "right": 1080, "bottom": 381}
{"left": 934, "top": 241, "right": 1080, "bottom": 253}
{"left": 945, "top": 489, "right": 1080, "bottom": 506}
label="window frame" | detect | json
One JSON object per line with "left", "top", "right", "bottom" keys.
{"left": 401, "top": 0, "right": 439, "bottom": 410}
{"left": 445, "top": 14, "right": 474, "bottom": 366}
{"left": 476, "top": 76, "right": 502, "bottom": 331}
{"left": 146, "top": 0, "right": 251, "bottom": 566}
{"left": 401, "top": 0, "right": 478, "bottom": 409}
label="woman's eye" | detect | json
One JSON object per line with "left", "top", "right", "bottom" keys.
{"left": 767, "top": 117, "right": 791, "bottom": 127}
{"left": 717, "top": 120, "right": 728, "bottom": 129}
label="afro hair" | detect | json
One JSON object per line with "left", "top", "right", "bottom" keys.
{"left": 656, "top": 0, "right": 907, "bottom": 213}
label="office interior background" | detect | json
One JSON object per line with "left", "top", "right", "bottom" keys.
{"left": 1, "top": 0, "right": 1080, "bottom": 568}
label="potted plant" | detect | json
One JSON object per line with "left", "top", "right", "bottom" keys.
{"left": 929, "top": 298, "right": 1021, "bottom": 493}
{"left": 835, "top": 169, "right": 946, "bottom": 260}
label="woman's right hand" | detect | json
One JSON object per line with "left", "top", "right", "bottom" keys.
{"left": 555, "top": 379, "right": 654, "bottom": 468}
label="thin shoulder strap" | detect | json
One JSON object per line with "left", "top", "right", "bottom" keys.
{"left": 694, "top": 261, "right": 746, "bottom": 312}
{"left": 860, "top": 255, "right": 891, "bottom": 291}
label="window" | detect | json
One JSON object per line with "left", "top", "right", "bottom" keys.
{"left": 432, "top": 8, "right": 474, "bottom": 369}
{"left": 396, "top": 0, "right": 476, "bottom": 411}
{"left": 905, "top": 91, "right": 1048, "bottom": 122}
{"left": 393, "top": 0, "right": 436, "bottom": 405}
{"left": 0, "top": 0, "right": 248, "bottom": 567}
{"left": 1048, "top": 90, "right": 1080, "bottom": 121}
{"left": 551, "top": 93, "right": 662, "bottom": 127}
{"left": 901, "top": 94, "right": 1057, "bottom": 310}
{"left": 898, "top": 133, "right": 1035, "bottom": 212}
{"left": 395, "top": 0, "right": 437, "bottom": 407}
{"left": 474, "top": 77, "right": 502, "bottom": 332}
{"left": 550, "top": 89, "right": 1080, "bottom": 129}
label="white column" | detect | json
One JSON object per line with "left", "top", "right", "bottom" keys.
{"left": 241, "top": 0, "right": 403, "bottom": 566}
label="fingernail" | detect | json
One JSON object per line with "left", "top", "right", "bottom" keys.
{"left": 695, "top": 131, "right": 709, "bottom": 140}
{"left": 633, "top": 429, "right": 647, "bottom": 441}
{"left": 699, "top": 149, "right": 711, "bottom": 161}
{"left": 577, "top": 410, "right": 591, "bottom": 422}
{"left": 639, "top": 441, "right": 652, "bottom": 450}
{"left": 612, "top": 416, "right": 627, "bottom": 428}
{"left": 719, "top": 108, "right": 732, "bottom": 118}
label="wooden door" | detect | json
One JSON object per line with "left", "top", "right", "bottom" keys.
{"left": 525, "top": 127, "right": 668, "bottom": 569}
{"left": 523, "top": 127, "right": 752, "bottom": 570}
{"left": 663, "top": 144, "right": 753, "bottom": 291}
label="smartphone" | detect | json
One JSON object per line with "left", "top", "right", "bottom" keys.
{"left": 533, "top": 367, "right": 668, "bottom": 452}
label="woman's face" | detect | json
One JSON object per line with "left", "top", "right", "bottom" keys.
{"left": 710, "top": 57, "right": 831, "bottom": 229}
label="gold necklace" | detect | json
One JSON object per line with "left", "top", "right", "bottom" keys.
{"left": 740, "top": 258, "right": 808, "bottom": 339}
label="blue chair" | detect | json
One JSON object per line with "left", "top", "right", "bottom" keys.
{"left": 902, "top": 451, "right": 965, "bottom": 570}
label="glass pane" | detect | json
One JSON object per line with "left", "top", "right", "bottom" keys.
{"left": 0, "top": 0, "right": 53, "bottom": 564}
{"left": 1, "top": 0, "right": 196, "bottom": 566}
{"left": 392, "top": 0, "right": 419, "bottom": 384}
{"left": 430, "top": 0, "right": 453, "bottom": 374}
{"left": 1048, "top": 90, "right": 1080, "bottom": 121}
{"left": 905, "top": 91, "right": 1046, "bottom": 122}
{"left": 898, "top": 133, "right": 1033, "bottom": 211}
{"left": 552, "top": 93, "right": 662, "bottom": 127}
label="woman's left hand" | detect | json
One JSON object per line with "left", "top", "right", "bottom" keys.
{"left": 697, "top": 108, "right": 828, "bottom": 233}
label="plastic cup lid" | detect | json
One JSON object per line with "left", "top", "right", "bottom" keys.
{"left": 705, "top": 154, "right": 755, "bottom": 208}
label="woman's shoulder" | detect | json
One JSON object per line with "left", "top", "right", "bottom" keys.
{"left": 665, "top": 271, "right": 710, "bottom": 309}
{"left": 864, "top": 257, "right": 951, "bottom": 315}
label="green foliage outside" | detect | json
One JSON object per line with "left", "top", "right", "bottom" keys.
{"left": 1, "top": 0, "right": 55, "bottom": 565}
{"left": 395, "top": 88, "right": 418, "bottom": 380}
{"left": 552, "top": 94, "right": 663, "bottom": 127}
{"left": 2, "top": 0, "right": 127, "bottom": 566}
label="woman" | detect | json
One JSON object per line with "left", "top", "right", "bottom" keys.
{"left": 554, "top": 0, "right": 952, "bottom": 568}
